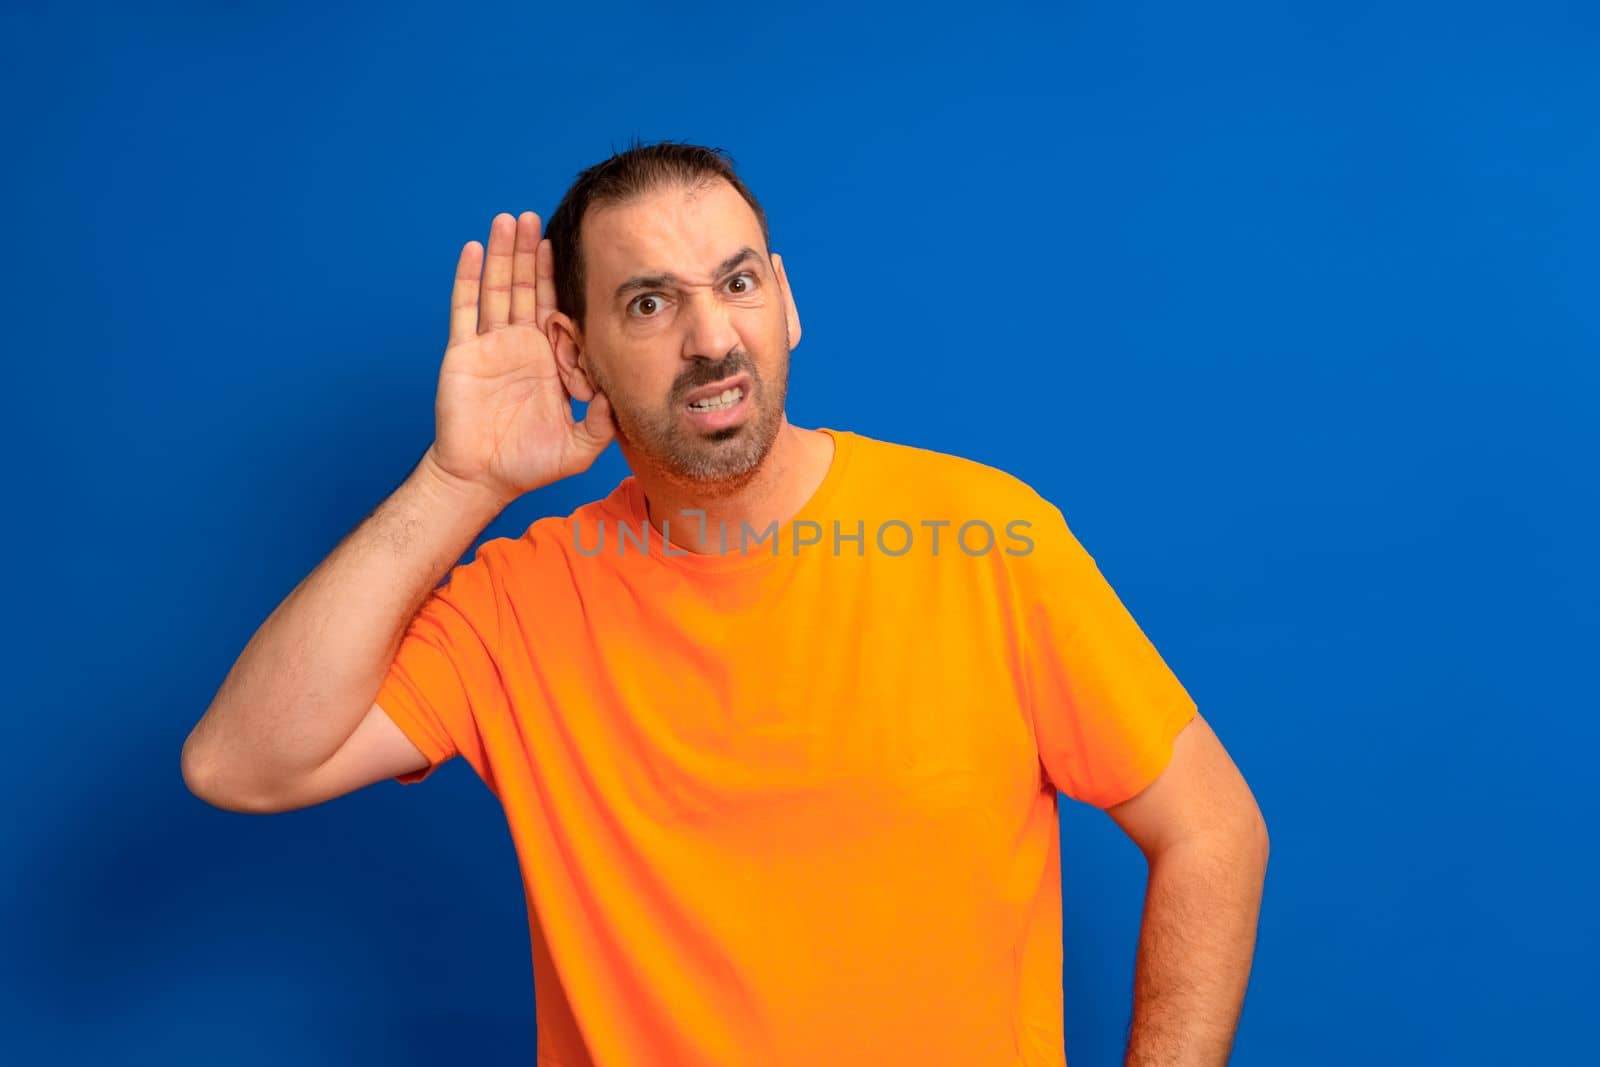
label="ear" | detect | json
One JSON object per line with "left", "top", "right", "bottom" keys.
{"left": 547, "top": 311, "right": 597, "bottom": 401}
{"left": 772, "top": 252, "right": 801, "bottom": 349}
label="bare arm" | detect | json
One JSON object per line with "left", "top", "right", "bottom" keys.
{"left": 181, "top": 210, "right": 615, "bottom": 812}
{"left": 1104, "top": 714, "right": 1270, "bottom": 1066}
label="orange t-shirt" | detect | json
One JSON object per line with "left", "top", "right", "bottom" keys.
{"left": 376, "top": 426, "right": 1197, "bottom": 1066}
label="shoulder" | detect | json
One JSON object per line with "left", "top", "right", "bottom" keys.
{"left": 427, "top": 481, "right": 622, "bottom": 581}
{"left": 842, "top": 432, "right": 1087, "bottom": 579}
{"left": 845, "top": 430, "right": 1058, "bottom": 517}
{"left": 502, "top": 486, "right": 631, "bottom": 570}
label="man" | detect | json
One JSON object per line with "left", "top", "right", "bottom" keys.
{"left": 182, "top": 140, "right": 1269, "bottom": 1066}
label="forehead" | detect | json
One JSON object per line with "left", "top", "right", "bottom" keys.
{"left": 583, "top": 179, "right": 764, "bottom": 286}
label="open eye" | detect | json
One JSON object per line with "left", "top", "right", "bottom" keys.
{"left": 726, "top": 271, "right": 759, "bottom": 294}
{"left": 628, "top": 293, "right": 665, "bottom": 318}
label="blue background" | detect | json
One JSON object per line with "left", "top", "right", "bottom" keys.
{"left": 4, "top": 1, "right": 1594, "bottom": 1063}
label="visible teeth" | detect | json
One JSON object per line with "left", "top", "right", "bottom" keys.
{"left": 688, "top": 386, "right": 743, "bottom": 411}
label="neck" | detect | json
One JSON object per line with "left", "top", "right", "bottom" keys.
{"left": 630, "top": 418, "right": 834, "bottom": 555}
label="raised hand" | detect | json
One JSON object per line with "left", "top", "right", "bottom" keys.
{"left": 422, "top": 211, "right": 615, "bottom": 507}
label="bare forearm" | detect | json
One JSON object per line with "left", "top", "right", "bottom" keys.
{"left": 182, "top": 448, "right": 508, "bottom": 797}
{"left": 1123, "top": 831, "right": 1269, "bottom": 1066}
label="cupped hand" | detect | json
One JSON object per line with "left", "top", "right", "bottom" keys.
{"left": 424, "top": 211, "right": 615, "bottom": 506}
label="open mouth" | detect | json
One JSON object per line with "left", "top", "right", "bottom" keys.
{"left": 681, "top": 374, "right": 753, "bottom": 429}
{"left": 686, "top": 385, "right": 745, "bottom": 412}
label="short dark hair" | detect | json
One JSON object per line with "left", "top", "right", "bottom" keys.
{"left": 544, "top": 137, "right": 772, "bottom": 330}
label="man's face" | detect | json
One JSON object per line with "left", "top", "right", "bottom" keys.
{"left": 564, "top": 179, "right": 800, "bottom": 488}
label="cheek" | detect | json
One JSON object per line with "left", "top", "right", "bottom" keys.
{"left": 621, "top": 369, "right": 682, "bottom": 411}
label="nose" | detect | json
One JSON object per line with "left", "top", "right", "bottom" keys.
{"left": 679, "top": 288, "right": 743, "bottom": 364}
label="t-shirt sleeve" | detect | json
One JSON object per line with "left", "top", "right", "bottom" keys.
{"left": 1011, "top": 492, "right": 1198, "bottom": 809}
{"left": 375, "top": 538, "right": 514, "bottom": 790}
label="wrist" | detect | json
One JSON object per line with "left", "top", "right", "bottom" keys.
{"left": 413, "top": 448, "right": 512, "bottom": 518}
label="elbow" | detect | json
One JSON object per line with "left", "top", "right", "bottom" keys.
{"left": 181, "top": 733, "right": 275, "bottom": 814}
{"left": 180, "top": 733, "right": 213, "bottom": 802}
{"left": 181, "top": 735, "right": 239, "bottom": 811}
{"left": 1249, "top": 809, "right": 1270, "bottom": 871}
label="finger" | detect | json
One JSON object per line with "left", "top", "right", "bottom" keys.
{"left": 509, "top": 212, "right": 542, "bottom": 326}
{"left": 449, "top": 241, "right": 484, "bottom": 347}
{"left": 479, "top": 213, "right": 516, "bottom": 332}
{"left": 535, "top": 235, "right": 557, "bottom": 333}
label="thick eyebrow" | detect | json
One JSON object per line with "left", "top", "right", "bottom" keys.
{"left": 612, "top": 246, "right": 764, "bottom": 303}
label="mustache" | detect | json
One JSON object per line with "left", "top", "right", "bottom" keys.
{"left": 674, "top": 355, "right": 753, "bottom": 398}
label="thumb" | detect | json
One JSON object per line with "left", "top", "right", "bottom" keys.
{"left": 571, "top": 389, "right": 616, "bottom": 457}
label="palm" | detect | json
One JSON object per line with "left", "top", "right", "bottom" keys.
{"left": 429, "top": 212, "right": 614, "bottom": 502}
